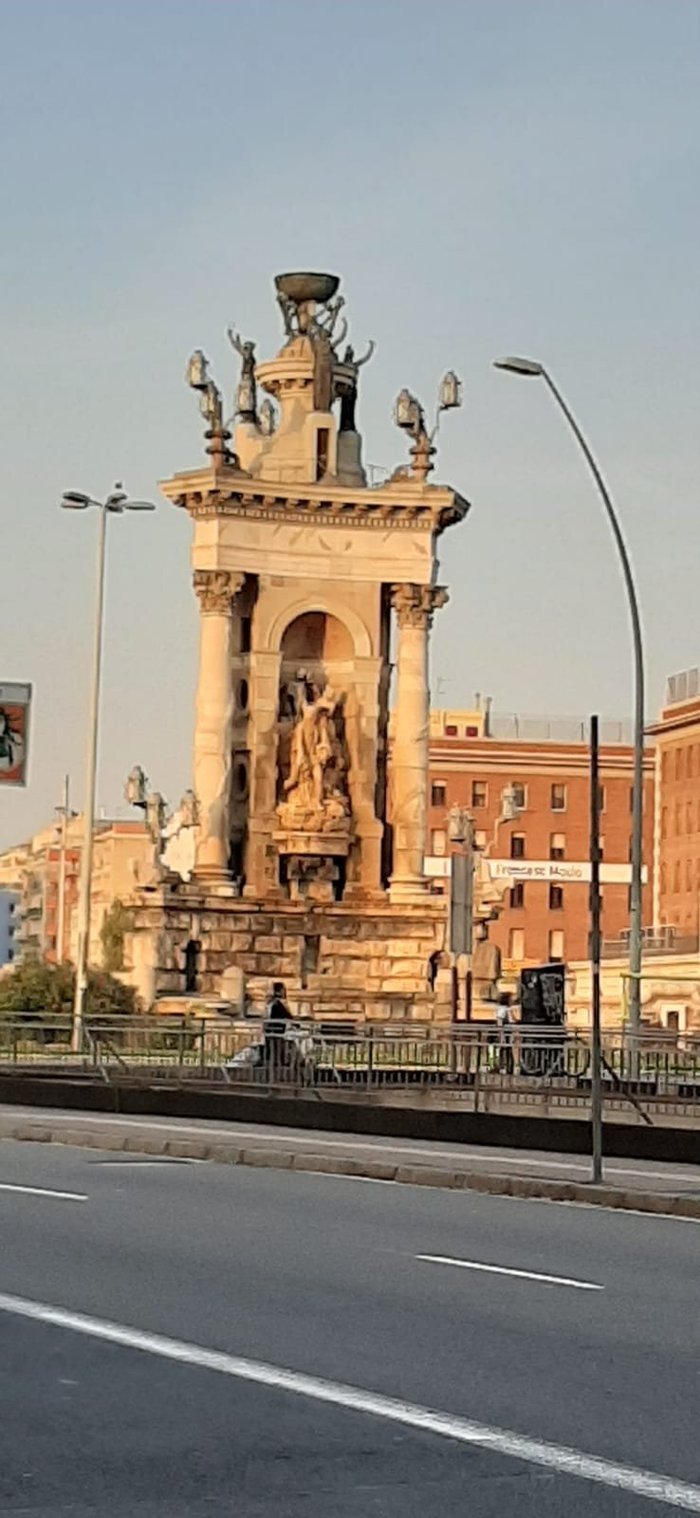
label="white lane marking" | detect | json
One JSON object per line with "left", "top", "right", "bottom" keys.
{"left": 0, "top": 1182, "right": 87, "bottom": 1202}
{"left": 416, "top": 1254, "right": 603, "bottom": 1291}
{"left": 0, "top": 1293, "right": 697, "bottom": 1511}
{"left": 305, "top": 1173, "right": 396, "bottom": 1186}
{"left": 92, "top": 1159, "right": 204, "bottom": 1168}
{"left": 14, "top": 1110, "right": 700, "bottom": 1186}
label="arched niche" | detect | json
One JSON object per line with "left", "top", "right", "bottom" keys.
{"left": 280, "top": 611, "right": 353, "bottom": 663}
{"left": 268, "top": 598, "right": 372, "bottom": 660}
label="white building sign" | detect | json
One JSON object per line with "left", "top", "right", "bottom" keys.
{"left": 425, "top": 856, "right": 647, "bottom": 885}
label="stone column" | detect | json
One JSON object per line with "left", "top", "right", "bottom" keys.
{"left": 389, "top": 584, "right": 448, "bottom": 902}
{"left": 192, "top": 570, "right": 244, "bottom": 884}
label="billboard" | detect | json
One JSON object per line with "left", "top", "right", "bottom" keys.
{"left": 0, "top": 683, "right": 32, "bottom": 788}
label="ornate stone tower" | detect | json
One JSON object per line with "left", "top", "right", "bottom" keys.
{"left": 127, "top": 272, "right": 469, "bottom": 1019}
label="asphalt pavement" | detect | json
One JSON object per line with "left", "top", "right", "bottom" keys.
{"left": 1, "top": 1135, "right": 700, "bottom": 1515}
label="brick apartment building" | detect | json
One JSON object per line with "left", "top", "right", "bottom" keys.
{"left": 426, "top": 707, "right": 655, "bottom": 974}
{"left": 648, "top": 667, "right": 700, "bottom": 938}
{"left": 0, "top": 818, "right": 151, "bottom": 968}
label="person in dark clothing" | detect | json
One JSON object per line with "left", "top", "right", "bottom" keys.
{"left": 496, "top": 991, "right": 515, "bottom": 1075}
{"left": 264, "top": 981, "right": 291, "bottom": 1079}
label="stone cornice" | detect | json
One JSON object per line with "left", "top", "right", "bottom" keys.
{"left": 160, "top": 465, "right": 470, "bottom": 534}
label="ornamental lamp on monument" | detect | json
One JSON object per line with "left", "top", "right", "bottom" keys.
{"left": 393, "top": 370, "right": 463, "bottom": 482}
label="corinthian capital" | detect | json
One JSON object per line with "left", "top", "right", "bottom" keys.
{"left": 390, "top": 583, "right": 449, "bottom": 630}
{"left": 192, "top": 569, "right": 245, "bottom": 614}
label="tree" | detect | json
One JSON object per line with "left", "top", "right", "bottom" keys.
{"left": 0, "top": 961, "right": 138, "bottom": 1021}
{"left": 0, "top": 960, "right": 73, "bottom": 1018}
{"left": 100, "top": 899, "right": 134, "bottom": 973}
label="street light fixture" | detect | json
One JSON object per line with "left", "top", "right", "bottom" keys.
{"left": 493, "top": 356, "right": 645, "bottom": 1044}
{"left": 62, "top": 484, "right": 156, "bottom": 1053}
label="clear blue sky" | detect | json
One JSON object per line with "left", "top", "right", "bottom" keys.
{"left": 1, "top": 0, "right": 699, "bottom": 849}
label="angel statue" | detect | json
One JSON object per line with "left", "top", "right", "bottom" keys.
{"left": 339, "top": 339, "right": 375, "bottom": 432}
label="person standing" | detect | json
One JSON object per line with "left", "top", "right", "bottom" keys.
{"left": 497, "top": 992, "right": 515, "bottom": 1075}
{"left": 264, "top": 981, "right": 291, "bottom": 1080}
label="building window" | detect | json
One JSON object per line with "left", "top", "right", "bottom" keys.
{"left": 471, "top": 781, "right": 487, "bottom": 808}
{"left": 511, "top": 782, "right": 527, "bottom": 809}
{"left": 431, "top": 782, "right": 446, "bottom": 807}
{"left": 510, "top": 833, "right": 525, "bottom": 860}
{"left": 549, "top": 884, "right": 564, "bottom": 910}
{"left": 465, "top": 725, "right": 479, "bottom": 737}
{"left": 688, "top": 801, "right": 695, "bottom": 835}
{"left": 508, "top": 927, "right": 525, "bottom": 961}
{"left": 686, "top": 859, "right": 693, "bottom": 891}
{"left": 675, "top": 750, "right": 682, "bottom": 781}
{"left": 445, "top": 724, "right": 458, "bottom": 737}
{"left": 510, "top": 882, "right": 525, "bottom": 909}
{"left": 689, "top": 748, "right": 696, "bottom": 780}
{"left": 675, "top": 802, "right": 683, "bottom": 836}
{"left": 662, "top": 806, "right": 668, "bottom": 840}
{"left": 660, "top": 862, "right": 667, "bottom": 893}
{"left": 550, "top": 833, "right": 566, "bottom": 860}
{"left": 551, "top": 783, "right": 567, "bottom": 812}
{"left": 431, "top": 829, "right": 446, "bottom": 857}
{"left": 662, "top": 752, "right": 670, "bottom": 782}
{"left": 548, "top": 929, "right": 565, "bottom": 962}
{"left": 674, "top": 861, "right": 681, "bottom": 892}
{"left": 315, "top": 427, "right": 330, "bottom": 481}
{"left": 474, "top": 829, "right": 487, "bottom": 851}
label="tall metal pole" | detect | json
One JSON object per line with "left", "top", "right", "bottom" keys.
{"left": 589, "top": 715, "right": 603, "bottom": 1184}
{"left": 56, "top": 773, "right": 70, "bottom": 964}
{"left": 539, "top": 370, "right": 645, "bottom": 1046}
{"left": 71, "top": 505, "right": 108, "bottom": 1053}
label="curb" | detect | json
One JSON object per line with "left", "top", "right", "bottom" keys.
{"left": 2, "top": 1120, "right": 700, "bottom": 1219}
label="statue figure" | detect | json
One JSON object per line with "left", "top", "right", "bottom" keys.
{"left": 277, "top": 289, "right": 297, "bottom": 339}
{"left": 278, "top": 676, "right": 349, "bottom": 832}
{"left": 146, "top": 791, "right": 167, "bottom": 845}
{"left": 179, "top": 789, "right": 199, "bottom": 828}
{"left": 227, "top": 327, "right": 257, "bottom": 420}
{"left": 312, "top": 295, "right": 345, "bottom": 342}
{"left": 199, "top": 379, "right": 224, "bottom": 433}
{"left": 125, "top": 765, "right": 148, "bottom": 808}
{"left": 259, "top": 398, "right": 276, "bottom": 436}
{"left": 339, "top": 339, "right": 375, "bottom": 432}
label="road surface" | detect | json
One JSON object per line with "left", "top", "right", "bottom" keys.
{"left": 1, "top": 1135, "right": 699, "bottom": 1515}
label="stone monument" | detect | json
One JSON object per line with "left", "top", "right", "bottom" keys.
{"left": 124, "top": 272, "right": 470, "bottom": 1020}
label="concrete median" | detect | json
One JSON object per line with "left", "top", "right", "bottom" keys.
{"left": 2, "top": 1113, "right": 700, "bottom": 1217}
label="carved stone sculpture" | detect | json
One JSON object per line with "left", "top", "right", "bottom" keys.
{"left": 125, "top": 765, "right": 148, "bottom": 808}
{"left": 339, "top": 339, "right": 375, "bottom": 433}
{"left": 227, "top": 328, "right": 257, "bottom": 421}
{"left": 276, "top": 677, "right": 350, "bottom": 834}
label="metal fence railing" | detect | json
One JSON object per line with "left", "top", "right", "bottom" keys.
{"left": 2, "top": 1016, "right": 700, "bottom": 1119}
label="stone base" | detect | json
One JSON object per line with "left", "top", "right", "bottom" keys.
{"left": 123, "top": 881, "right": 450, "bottom": 1022}
{"left": 388, "top": 873, "right": 430, "bottom": 905}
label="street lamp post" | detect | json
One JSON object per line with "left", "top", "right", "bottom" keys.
{"left": 62, "top": 486, "right": 156, "bottom": 1053}
{"left": 493, "top": 358, "right": 645, "bottom": 1046}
